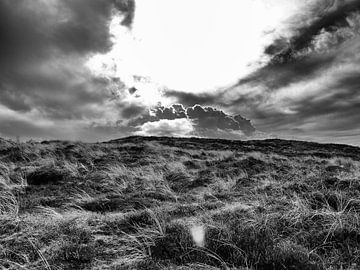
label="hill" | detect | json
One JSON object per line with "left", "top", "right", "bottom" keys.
{"left": 1, "top": 136, "right": 360, "bottom": 270}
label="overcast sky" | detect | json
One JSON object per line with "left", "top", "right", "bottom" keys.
{"left": 1, "top": 0, "right": 360, "bottom": 145}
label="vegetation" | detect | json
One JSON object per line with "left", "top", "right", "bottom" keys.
{"left": 1, "top": 136, "right": 360, "bottom": 269}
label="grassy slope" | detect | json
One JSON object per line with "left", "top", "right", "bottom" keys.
{"left": 1, "top": 136, "right": 360, "bottom": 270}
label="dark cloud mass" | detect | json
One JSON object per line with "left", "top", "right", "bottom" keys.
{"left": 129, "top": 104, "right": 256, "bottom": 138}
{"left": 0, "top": 0, "right": 135, "bottom": 140}
{"left": 234, "top": 0, "right": 360, "bottom": 91}
{"left": 121, "top": 103, "right": 146, "bottom": 119}
{"left": 235, "top": 53, "right": 337, "bottom": 91}
{"left": 186, "top": 105, "right": 255, "bottom": 135}
{"left": 164, "top": 90, "right": 220, "bottom": 107}
{"left": 265, "top": 0, "right": 360, "bottom": 63}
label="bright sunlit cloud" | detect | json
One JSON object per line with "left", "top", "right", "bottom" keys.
{"left": 87, "top": 0, "right": 306, "bottom": 102}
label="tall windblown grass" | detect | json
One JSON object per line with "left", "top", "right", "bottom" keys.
{"left": 0, "top": 190, "right": 18, "bottom": 218}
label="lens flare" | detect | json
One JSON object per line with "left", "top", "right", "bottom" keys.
{"left": 190, "top": 224, "right": 205, "bottom": 247}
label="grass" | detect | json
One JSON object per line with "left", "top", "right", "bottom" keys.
{"left": 1, "top": 136, "right": 360, "bottom": 269}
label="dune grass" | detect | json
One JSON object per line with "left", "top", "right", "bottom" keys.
{"left": 1, "top": 136, "right": 360, "bottom": 269}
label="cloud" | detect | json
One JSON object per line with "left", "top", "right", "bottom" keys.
{"left": 0, "top": 0, "right": 135, "bottom": 140}
{"left": 164, "top": 90, "right": 220, "bottom": 107}
{"left": 212, "top": 1, "right": 360, "bottom": 145}
{"left": 234, "top": 53, "right": 336, "bottom": 91}
{"left": 234, "top": 5, "right": 360, "bottom": 91}
{"left": 113, "top": 0, "right": 360, "bottom": 145}
{"left": 242, "top": 40, "right": 360, "bottom": 144}
{"left": 114, "top": 0, "right": 136, "bottom": 27}
{"left": 186, "top": 105, "right": 255, "bottom": 136}
{"left": 162, "top": 4, "right": 360, "bottom": 137}
{"left": 121, "top": 103, "right": 147, "bottom": 119}
{"left": 2, "top": 0, "right": 359, "bottom": 145}
{"left": 135, "top": 118, "right": 194, "bottom": 137}
{"left": 278, "top": 70, "right": 360, "bottom": 131}
{"left": 264, "top": 0, "right": 360, "bottom": 63}
{"left": 128, "top": 104, "right": 256, "bottom": 138}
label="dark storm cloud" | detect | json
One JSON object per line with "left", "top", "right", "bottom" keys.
{"left": 121, "top": 103, "right": 147, "bottom": 119}
{"left": 244, "top": 66, "right": 360, "bottom": 145}
{"left": 233, "top": 1, "right": 360, "bottom": 91}
{"left": 0, "top": 0, "right": 135, "bottom": 136}
{"left": 231, "top": 0, "right": 359, "bottom": 90}
{"left": 128, "top": 87, "right": 138, "bottom": 95}
{"left": 0, "top": 0, "right": 134, "bottom": 64}
{"left": 291, "top": 72, "right": 360, "bottom": 128}
{"left": 164, "top": 90, "right": 220, "bottom": 107}
{"left": 265, "top": 0, "right": 360, "bottom": 63}
{"left": 235, "top": 53, "right": 336, "bottom": 90}
{"left": 114, "top": 0, "right": 136, "bottom": 27}
{"left": 186, "top": 105, "right": 255, "bottom": 135}
{"left": 128, "top": 104, "right": 187, "bottom": 126}
{"left": 129, "top": 104, "right": 256, "bottom": 138}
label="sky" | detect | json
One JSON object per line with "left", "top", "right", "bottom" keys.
{"left": 0, "top": 0, "right": 360, "bottom": 145}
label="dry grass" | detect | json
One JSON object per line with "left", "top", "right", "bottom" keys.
{"left": 1, "top": 136, "right": 360, "bottom": 269}
{"left": 0, "top": 190, "right": 18, "bottom": 217}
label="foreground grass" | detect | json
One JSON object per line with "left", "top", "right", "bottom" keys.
{"left": 1, "top": 136, "right": 360, "bottom": 269}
